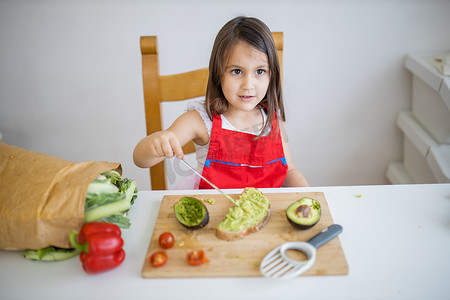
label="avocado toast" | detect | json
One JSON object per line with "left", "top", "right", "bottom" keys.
{"left": 216, "top": 187, "right": 271, "bottom": 241}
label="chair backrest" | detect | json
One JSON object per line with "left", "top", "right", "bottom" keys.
{"left": 140, "top": 32, "right": 283, "bottom": 190}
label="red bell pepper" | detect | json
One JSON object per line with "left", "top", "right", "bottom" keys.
{"left": 69, "top": 222, "right": 125, "bottom": 274}
{"left": 79, "top": 249, "right": 126, "bottom": 274}
{"left": 78, "top": 222, "right": 122, "bottom": 244}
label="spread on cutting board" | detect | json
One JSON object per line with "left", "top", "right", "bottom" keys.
{"left": 142, "top": 189, "right": 348, "bottom": 278}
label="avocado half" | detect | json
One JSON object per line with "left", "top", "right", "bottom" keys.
{"left": 286, "top": 197, "right": 321, "bottom": 229}
{"left": 174, "top": 197, "right": 209, "bottom": 229}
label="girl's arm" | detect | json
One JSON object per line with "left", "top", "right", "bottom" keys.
{"left": 133, "top": 110, "right": 209, "bottom": 168}
{"left": 279, "top": 122, "right": 310, "bottom": 187}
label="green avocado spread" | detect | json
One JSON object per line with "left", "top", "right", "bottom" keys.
{"left": 217, "top": 188, "right": 270, "bottom": 232}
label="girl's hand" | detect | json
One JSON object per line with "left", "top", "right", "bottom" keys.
{"left": 133, "top": 110, "right": 208, "bottom": 169}
{"left": 133, "top": 130, "right": 184, "bottom": 168}
{"left": 146, "top": 130, "right": 184, "bottom": 159}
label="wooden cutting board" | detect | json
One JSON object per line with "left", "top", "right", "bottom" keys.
{"left": 141, "top": 192, "right": 348, "bottom": 278}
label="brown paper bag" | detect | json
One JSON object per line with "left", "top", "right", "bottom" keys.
{"left": 0, "top": 142, "right": 121, "bottom": 250}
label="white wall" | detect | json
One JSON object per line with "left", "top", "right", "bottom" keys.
{"left": 1, "top": 0, "right": 449, "bottom": 190}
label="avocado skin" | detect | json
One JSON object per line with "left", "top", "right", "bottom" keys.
{"left": 174, "top": 197, "right": 209, "bottom": 229}
{"left": 285, "top": 197, "right": 321, "bottom": 230}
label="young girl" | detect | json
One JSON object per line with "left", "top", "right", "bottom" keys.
{"left": 133, "top": 16, "right": 309, "bottom": 189}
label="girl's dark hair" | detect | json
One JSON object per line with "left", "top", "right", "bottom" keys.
{"left": 205, "top": 16, "right": 285, "bottom": 138}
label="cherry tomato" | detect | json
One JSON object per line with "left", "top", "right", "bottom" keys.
{"left": 149, "top": 250, "right": 167, "bottom": 267}
{"left": 158, "top": 232, "right": 175, "bottom": 249}
{"left": 186, "top": 250, "right": 210, "bottom": 265}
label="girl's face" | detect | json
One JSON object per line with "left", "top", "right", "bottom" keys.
{"left": 221, "top": 41, "right": 270, "bottom": 114}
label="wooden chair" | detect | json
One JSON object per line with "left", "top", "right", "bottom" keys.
{"left": 140, "top": 32, "right": 284, "bottom": 190}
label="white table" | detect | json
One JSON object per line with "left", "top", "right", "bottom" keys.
{"left": 1, "top": 183, "right": 450, "bottom": 300}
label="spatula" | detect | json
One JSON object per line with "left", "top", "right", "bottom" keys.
{"left": 178, "top": 157, "right": 240, "bottom": 208}
{"left": 260, "top": 224, "right": 343, "bottom": 279}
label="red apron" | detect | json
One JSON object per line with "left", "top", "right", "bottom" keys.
{"left": 199, "top": 112, "right": 288, "bottom": 189}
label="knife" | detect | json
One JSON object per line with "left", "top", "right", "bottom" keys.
{"left": 179, "top": 158, "right": 240, "bottom": 208}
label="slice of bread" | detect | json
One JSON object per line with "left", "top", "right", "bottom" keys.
{"left": 216, "top": 187, "right": 271, "bottom": 241}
